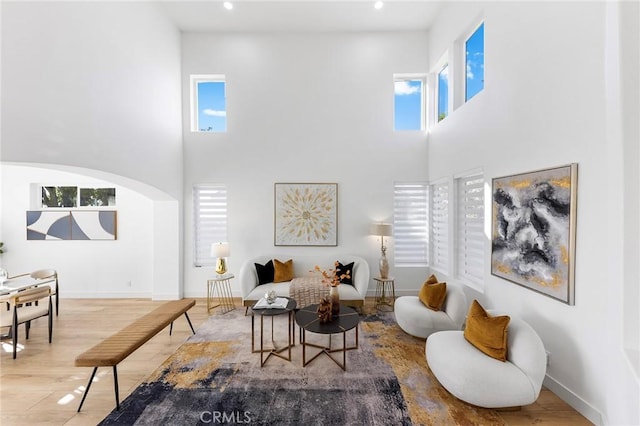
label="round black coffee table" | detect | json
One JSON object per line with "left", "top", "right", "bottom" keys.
{"left": 251, "top": 297, "right": 297, "bottom": 367}
{"left": 295, "top": 304, "right": 360, "bottom": 370}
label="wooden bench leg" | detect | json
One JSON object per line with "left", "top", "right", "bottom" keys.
{"left": 77, "top": 367, "right": 98, "bottom": 412}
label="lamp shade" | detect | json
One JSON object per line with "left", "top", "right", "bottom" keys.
{"left": 211, "top": 242, "right": 230, "bottom": 258}
{"left": 370, "top": 223, "right": 392, "bottom": 237}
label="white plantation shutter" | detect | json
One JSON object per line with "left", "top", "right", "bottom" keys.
{"left": 430, "top": 181, "right": 449, "bottom": 272}
{"left": 456, "top": 175, "right": 485, "bottom": 284}
{"left": 393, "top": 183, "right": 429, "bottom": 266}
{"left": 194, "top": 185, "right": 228, "bottom": 267}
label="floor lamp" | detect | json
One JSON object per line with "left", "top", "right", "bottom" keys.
{"left": 371, "top": 223, "right": 392, "bottom": 279}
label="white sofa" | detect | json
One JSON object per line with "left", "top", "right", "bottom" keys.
{"left": 425, "top": 313, "right": 547, "bottom": 408}
{"left": 239, "top": 255, "right": 369, "bottom": 309}
{"left": 394, "top": 283, "right": 467, "bottom": 338}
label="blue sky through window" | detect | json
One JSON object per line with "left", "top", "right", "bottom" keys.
{"left": 465, "top": 22, "right": 484, "bottom": 101}
{"left": 197, "top": 81, "right": 227, "bottom": 132}
{"left": 438, "top": 65, "right": 449, "bottom": 122}
{"left": 394, "top": 79, "right": 423, "bottom": 131}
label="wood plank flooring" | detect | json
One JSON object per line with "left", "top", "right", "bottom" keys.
{"left": 0, "top": 298, "right": 591, "bottom": 425}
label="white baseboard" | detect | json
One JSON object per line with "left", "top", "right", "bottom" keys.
{"left": 366, "top": 289, "right": 418, "bottom": 298}
{"left": 58, "top": 292, "right": 183, "bottom": 299}
{"left": 152, "top": 292, "right": 182, "bottom": 300}
{"left": 543, "top": 374, "right": 603, "bottom": 425}
{"left": 62, "top": 292, "right": 152, "bottom": 298}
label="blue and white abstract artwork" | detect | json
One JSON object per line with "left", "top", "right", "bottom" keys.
{"left": 27, "top": 210, "right": 117, "bottom": 240}
{"left": 491, "top": 164, "right": 577, "bottom": 305}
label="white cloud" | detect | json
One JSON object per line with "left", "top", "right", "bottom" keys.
{"left": 466, "top": 63, "right": 474, "bottom": 80}
{"left": 394, "top": 81, "right": 420, "bottom": 96}
{"left": 202, "top": 109, "right": 227, "bottom": 117}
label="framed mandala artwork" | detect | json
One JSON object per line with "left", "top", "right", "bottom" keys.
{"left": 274, "top": 183, "right": 338, "bottom": 246}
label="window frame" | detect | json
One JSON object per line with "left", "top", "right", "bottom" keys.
{"left": 393, "top": 182, "right": 429, "bottom": 267}
{"left": 40, "top": 185, "right": 117, "bottom": 209}
{"left": 393, "top": 74, "right": 426, "bottom": 132}
{"left": 193, "top": 184, "right": 228, "bottom": 267}
{"left": 431, "top": 50, "right": 450, "bottom": 125}
{"left": 464, "top": 21, "right": 485, "bottom": 103}
{"left": 437, "top": 64, "right": 449, "bottom": 123}
{"left": 190, "top": 74, "right": 227, "bottom": 133}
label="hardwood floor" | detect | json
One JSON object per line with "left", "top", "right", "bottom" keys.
{"left": 0, "top": 298, "right": 591, "bottom": 425}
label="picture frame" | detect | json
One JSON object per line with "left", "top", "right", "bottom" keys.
{"left": 274, "top": 183, "right": 338, "bottom": 246}
{"left": 491, "top": 164, "right": 578, "bottom": 305}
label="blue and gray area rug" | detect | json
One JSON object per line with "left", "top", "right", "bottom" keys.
{"left": 99, "top": 308, "right": 501, "bottom": 425}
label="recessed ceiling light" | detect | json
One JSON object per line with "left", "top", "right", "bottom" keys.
{"left": 374, "top": 1, "right": 384, "bottom": 10}
{"left": 223, "top": 2, "right": 233, "bottom": 10}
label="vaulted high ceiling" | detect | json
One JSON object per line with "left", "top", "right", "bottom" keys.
{"left": 157, "top": 0, "right": 443, "bottom": 33}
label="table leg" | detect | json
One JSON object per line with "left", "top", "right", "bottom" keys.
{"left": 260, "top": 315, "right": 264, "bottom": 367}
{"left": 343, "top": 331, "right": 346, "bottom": 369}
{"left": 391, "top": 281, "right": 396, "bottom": 310}
{"left": 251, "top": 314, "right": 255, "bottom": 352}
{"left": 222, "top": 280, "right": 234, "bottom": 311}
{"left": 288, "top": 311, "right": 292, "bottom": 361}
{"left": 302, "top": 328, "right": 306, "bottom": 365}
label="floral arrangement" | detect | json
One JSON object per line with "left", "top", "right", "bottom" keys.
{"left": 313, "top": 262, "right": 351, "bottom": 287}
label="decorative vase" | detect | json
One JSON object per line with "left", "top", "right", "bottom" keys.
{"left": 379, "top": 252, "right": 389, "bottom": 279}
{"left": 329, "top": 286, "right": 340, "bottom": 316}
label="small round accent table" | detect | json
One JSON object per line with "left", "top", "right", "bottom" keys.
{"left": 207, "top": 274, "right": 235, "bottom": 314}
{"left": 251, "top": 297, "right": 297, "bottom": 367}
{"left": 295, "top": 304, "right": 360, "bottom": 371}
{"left": 373, "top": 277, "right": 396, "bottom": 311}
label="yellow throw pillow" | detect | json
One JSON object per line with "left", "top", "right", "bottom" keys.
{"left": 419, "top": 281, "right": 447, "bottom": 311}
{"left": 425, "top": 274, "right": 439, "bottom": 285}
{"left": 273, "top": 259, "right": 294, "bottom": 283}
{"left": 463, "top": 300, "right": 510, "bottom": 362}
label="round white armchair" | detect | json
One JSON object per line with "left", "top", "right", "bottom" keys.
{"left": 426, "top": 315, "right": 547, "bottom": 408}
{"left": 393, "top": 283, "right": 467, "bottom": 339}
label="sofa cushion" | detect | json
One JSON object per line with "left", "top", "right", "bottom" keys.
{"left": 464, "top": 300, "right": 510, "bottom": 361}
{"left": 336, "top": 261, "right": 354, "bottom": 285}
{"left": 273, "top": 259, "right": 294, "bottom": 283}
{"left": 254, "top": 260, "right": 275, "bottom": 285}
{"left": 419, "top": 281, "right": 447, "bottom": 311}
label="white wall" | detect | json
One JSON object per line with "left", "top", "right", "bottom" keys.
{"left": 1, "top": 164, "right": 154, "bottom": 297}
{"left": 180, "top": 32, "right": 431, "bottom": 297}
{"left": 619, "top": 0, "right": 640, "bottom": 377}
{"left": 427, "top": 2, "right": 639, "bottom": 425}
{"left": 0, "top": 2, "right": 184, "bottom": 299}
{"left": 1, "top": 1, "right": 183, "bottom": 199}
{"left": 3, "top": 2, "right": 636, "bottom": 421}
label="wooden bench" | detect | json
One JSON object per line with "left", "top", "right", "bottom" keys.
{"left": 75, "top": 298, "right": 196, "bottom": 412}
